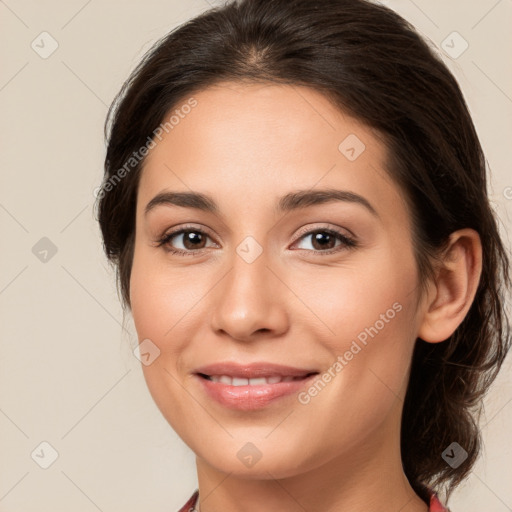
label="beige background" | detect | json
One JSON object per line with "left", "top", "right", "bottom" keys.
{"left": 0, "top": 0, "right": 511, "bottom": 511}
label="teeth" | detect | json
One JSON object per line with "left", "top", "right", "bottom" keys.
{"left": 247, "top": 377, "right": 267, "bottom": 385}
{"left": 207, "top": 375, "right": 300, "bottom": 385}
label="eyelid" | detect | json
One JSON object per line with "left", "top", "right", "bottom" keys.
{"left": 292, "top": 222, "right": 355, "bottom": 242}
{"left": 158, "top": 223, "right": 216, "bottom": 239}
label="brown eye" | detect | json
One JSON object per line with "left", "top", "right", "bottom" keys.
{"left": 157, "top": 227, "right": 216, "bottom": 255}
{"left": 175, "top": 230, "right": 208, "bottom": 250}
{"left": 293, "top": 228, "right": 357, "bottom": 254}
{"left": 309, "top": 231, "right": 337, "bottom": 251}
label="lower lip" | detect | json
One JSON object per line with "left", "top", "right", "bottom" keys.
{"left": 194, "top": 373, "right": 318, "bottom": 411}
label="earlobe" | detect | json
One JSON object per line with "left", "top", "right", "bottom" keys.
{"left": 417, "top": 229, "right": 482, "bottom": 343}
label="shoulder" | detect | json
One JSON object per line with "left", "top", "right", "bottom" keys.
{"left": 429, "top": 489, "right": 451, "bottom": 512}
{"left": 177, "top": 489, "right": 199, "bottom": 512}
{"left": 176, "top": 488, "right": 450, "bottom": 512}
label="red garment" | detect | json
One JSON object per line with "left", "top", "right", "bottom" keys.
{"left": 177, "top": 488, "right": 450, "bottom": 511}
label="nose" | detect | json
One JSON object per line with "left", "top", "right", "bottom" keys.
{"left": 209, "top": 245, "right": 289, "bottom": 343}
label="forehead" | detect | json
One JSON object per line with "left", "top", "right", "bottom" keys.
{"left": 138, "top": 81, "right": 407, "bottom": 223}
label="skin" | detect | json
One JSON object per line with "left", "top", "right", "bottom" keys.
{"left": 129, "top": 82, "right": 482, "bottom": 512}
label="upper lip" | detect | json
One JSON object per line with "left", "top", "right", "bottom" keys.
{"left": 194, "top": 362, "right": 319, "bottom": 379}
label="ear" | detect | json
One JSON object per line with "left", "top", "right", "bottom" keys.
{"left": 418, "top": 228, "right": 482, "bottom": 343}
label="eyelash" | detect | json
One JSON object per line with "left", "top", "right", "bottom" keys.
{"left": 155, "top": 224, "right": 358, "bottom": 257}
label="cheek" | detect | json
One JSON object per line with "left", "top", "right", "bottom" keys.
{"left": 305, "top": 248, "right": 420, "bottom": 398}
{"left": 298, "top": 248, "right": 418, "bottom": 344}
{"left": 129, "top": 252, "right": 197, "bottom": 423}
{"left": 129, "top": 248, "right": 192, "bottom": 343}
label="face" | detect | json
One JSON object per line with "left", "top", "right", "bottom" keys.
{"left": 130, "top": 82, "right": 427, "bottom": 478}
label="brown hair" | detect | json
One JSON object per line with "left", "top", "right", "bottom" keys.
{"left": 95, "top": 0, "right": 511, "bottom": 502}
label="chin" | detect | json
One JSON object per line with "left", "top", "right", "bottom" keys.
{"left": 194, "top": 439, "right": 316, "bottom": 480}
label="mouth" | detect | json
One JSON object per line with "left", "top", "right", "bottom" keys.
{"left": 193, "top": 368, "right": 320, "bottom": 411}
{"left": 196, "top": 372, "right": 319, "bottom": 386}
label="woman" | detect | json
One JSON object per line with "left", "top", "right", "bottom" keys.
{"left": 95, "top": 0, "right": 511, "bottom": 510}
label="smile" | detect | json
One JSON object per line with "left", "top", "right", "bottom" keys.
{"left": 194, "top": 372, "right": 319, "bottom": 410}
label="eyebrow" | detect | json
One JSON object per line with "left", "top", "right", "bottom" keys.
{"left": 144, "top": 188, "right": 378, "bottom": 218}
